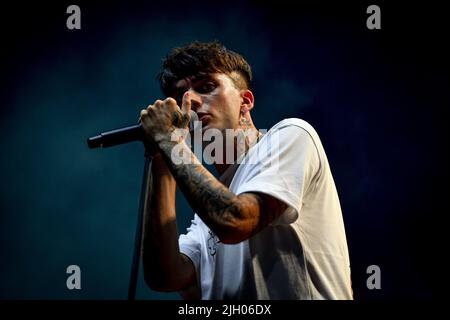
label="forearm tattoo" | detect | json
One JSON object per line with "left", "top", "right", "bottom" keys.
{"left": 157, "top": 139, "right": 242, "bottom": 233}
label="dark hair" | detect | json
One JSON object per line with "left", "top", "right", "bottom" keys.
{"left": 158, "top": 41, "right": 252, "bottom": 97}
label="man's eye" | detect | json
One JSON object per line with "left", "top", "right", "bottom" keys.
{"left": 198, "top": 82, "right": 216, "bottom": 93}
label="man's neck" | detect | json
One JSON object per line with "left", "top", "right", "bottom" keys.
{"left": 213, "top": 126, "right": 262, "bottom": 176}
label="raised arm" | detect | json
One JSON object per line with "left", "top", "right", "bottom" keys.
{"left": 157, "top": 138, "right": 287, "bottom": 244}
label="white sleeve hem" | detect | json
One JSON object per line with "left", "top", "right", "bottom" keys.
{"left": 236, "top": 181, "right": 301, "bottom": 223}
{"left": 179, "top": 245, "right": 201, "bottom": 273}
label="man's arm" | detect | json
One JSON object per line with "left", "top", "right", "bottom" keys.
{"left": 157, "top": 139, "right": 288, "bottom": 244}
{"left": 142, "top": 153, "right": 197, "bottom": 293}
{"left": 140, "top": 96, "right": 287, "bottom": 294}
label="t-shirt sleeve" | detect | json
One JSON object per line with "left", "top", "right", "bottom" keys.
{"left": 235, "top": 124, "right": 321, "bottom": 224}
{"left": 178, "top": 214, "right": 203, "bottom": 273}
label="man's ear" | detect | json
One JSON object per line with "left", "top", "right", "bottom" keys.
{"left": 240, "top": 89, "right": 254, "bottom": 114}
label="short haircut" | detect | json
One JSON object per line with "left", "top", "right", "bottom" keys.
{"left": 158, "top": 41, "right": 252, "bottom": 97}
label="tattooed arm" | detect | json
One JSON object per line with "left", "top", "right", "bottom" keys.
{"left": 140, "top": 95, "right": 286, "bottom": 241}
{"left": 140, "top": 96, "right": 286, "bottom": 294}
{"left": 158, "top": 138, "right": 288, "bottom": 244}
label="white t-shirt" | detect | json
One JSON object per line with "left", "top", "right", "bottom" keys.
{"left": 179, "top": 118, "right": 353, "bottom": 299}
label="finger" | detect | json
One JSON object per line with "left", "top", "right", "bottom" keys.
{"left": 165, "top": 97, "right": 177, "bottom": 107}
{"left": 179, "top": 92, "right": 191, "bottom": 127}
{"left": 147, "top": 101, "right": 162, "bottom": 112}
{"left": 160, "top": 97, "right": 182, "bottom": 127}
{"left": 140, "top": 109, "right": 148, "bottom": 120}
{"left": 181, "top": 92, "right": 191, "bottom": 114}
{"left": 140, "top": 109, "right": 153, "bottom": 128}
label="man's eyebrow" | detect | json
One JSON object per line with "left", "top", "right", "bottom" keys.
{"left": 187, "top": 75, "right": 211, "bottom": 85}
{"left": 173, "top": 75, "right": 213, "bottom": 97}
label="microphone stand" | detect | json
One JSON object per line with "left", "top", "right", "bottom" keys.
{"left": 128, "top": 148, "right": 152, "bottom": 300}
{"left": 88, "top": 114, "right": 198, "bottom": 299}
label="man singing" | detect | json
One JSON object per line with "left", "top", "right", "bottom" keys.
{"left": 140, "top": 41, "right": 352, "bottom": 300}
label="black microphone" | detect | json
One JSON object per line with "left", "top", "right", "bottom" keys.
{"left": 87, "top": 111, "right": 198, "bottom": 149}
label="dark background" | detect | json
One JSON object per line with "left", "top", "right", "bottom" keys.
{"left": 0, "top": 0, "right": 447, "bottom": 300}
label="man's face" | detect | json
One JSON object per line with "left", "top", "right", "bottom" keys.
{"left": 173, "top": 73, "right": 243, "bottom": 133}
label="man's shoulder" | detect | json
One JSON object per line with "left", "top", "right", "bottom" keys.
{"left": 268, "top": 118, "right": 319, "bottom": 140}
{"left": 264, "top": 118, "right": 325, "bottom": 164}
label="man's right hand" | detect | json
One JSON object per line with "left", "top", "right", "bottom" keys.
{"left": 140, "top": 96, "right": 190, "bottom": 148}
